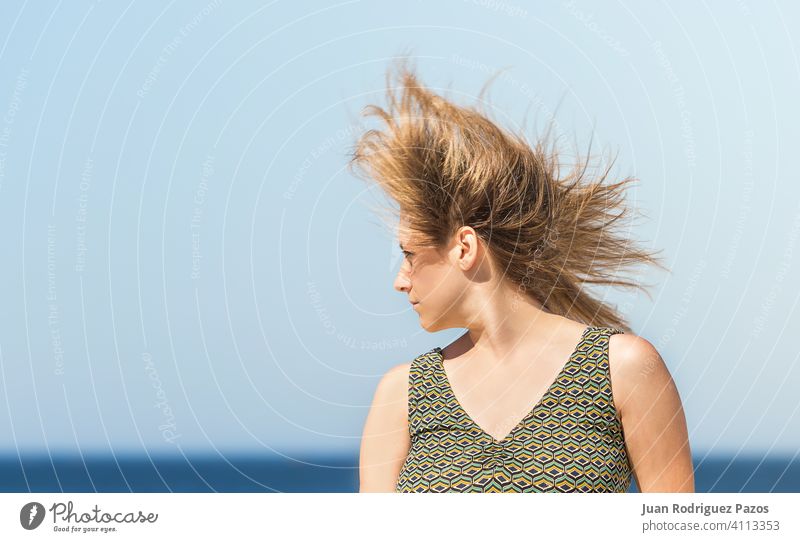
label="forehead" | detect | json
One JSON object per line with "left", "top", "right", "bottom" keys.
{"left": 398, "top": 236, "right": 413, "bottom": 250}
{"left": 396, "top": 218, "right": 413, "bottom": 245}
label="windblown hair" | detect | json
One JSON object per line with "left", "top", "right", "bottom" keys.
{"left": 348, "top": 59, "right": 667, "bottom": 332}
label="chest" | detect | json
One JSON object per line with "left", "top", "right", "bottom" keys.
{"left": 442, "top": 359, "right": 571, "bottom": 442}
{"left": 399, "top": 352, "right": 630, "bottom": 492}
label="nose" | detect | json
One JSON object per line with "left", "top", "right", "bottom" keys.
{"left": 393, "top": 260, "right": 411, "bottom": 293}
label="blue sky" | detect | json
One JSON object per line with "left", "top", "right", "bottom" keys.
{"left": 0, "top": 0, "right": 798, "bottom": 459}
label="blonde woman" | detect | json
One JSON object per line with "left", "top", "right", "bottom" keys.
{"left": 352, "top": 60, "right": 693, "bottom": 493}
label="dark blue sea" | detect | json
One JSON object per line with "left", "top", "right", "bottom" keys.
{"left": 1, "top": 454, "right": 797, "bottom": 492}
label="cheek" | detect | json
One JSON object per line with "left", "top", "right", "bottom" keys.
{"left": 419, "top": 267, "right": 462, "bottom": 302}
{"left": 439, "top": 280, "right": 466, "bottom": 305}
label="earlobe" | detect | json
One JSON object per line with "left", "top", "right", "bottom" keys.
{"left": 460, "top": 249, "right": 477, "bottom": 271}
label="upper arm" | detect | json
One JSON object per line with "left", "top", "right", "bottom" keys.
{"left": 608, "top": 334, "right": 694, "bottom": 492}
{"left": 358, "top": 362, "right": 412, "bottom": 492}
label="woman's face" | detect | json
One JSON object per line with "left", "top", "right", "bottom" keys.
{"left": 393, "top": 219, "right": 474, "bottom": 331}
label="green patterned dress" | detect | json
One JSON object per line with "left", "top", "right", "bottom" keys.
{"left": 395, "top": 326, "right": 632, "bottom": 492}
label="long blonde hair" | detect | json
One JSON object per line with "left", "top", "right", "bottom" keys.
{"left": 348, "top": 59, "right": 667, "bottom": 333}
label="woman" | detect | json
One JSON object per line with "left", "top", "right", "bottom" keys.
{"left": 352, "top": 60, "right": 694, "bottom": 493}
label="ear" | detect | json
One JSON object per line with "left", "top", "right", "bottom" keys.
{"left": 454, "top": 226, "right": 480, "bottom": 270}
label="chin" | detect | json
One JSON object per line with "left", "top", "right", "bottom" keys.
{"left": 418, "top": 315, "right": 444, "bottom": 332}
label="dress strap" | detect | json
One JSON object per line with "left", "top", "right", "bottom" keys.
{"left": 407, "top": 348, "right": 442, "bottom": 438}
{"left": 585, "top": 326, "right": 625, "bottom": 427}
{"left": 593, "top": 325, "right": 625, "bottom": 335}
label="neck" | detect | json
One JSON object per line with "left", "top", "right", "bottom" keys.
{"left": 454, "top": 285, "right": 571, "bottom": 362}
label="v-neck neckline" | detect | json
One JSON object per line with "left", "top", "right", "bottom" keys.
{"left": 432, "top": 326, "right": 594, "bottom": 446}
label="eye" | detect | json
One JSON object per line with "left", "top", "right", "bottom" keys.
{"left": 402, "top": 251, "right": 414, "bottom": 264}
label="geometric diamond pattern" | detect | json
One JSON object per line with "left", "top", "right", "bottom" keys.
{"left": 395, "top": 326, "right": 632, "bottom": 492}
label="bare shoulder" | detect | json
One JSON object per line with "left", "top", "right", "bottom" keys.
{"left": 376, "top": 362, "right": 412, "bottom": 401}
{"left": 386, "top": 360, "right": 412, "bottom": 380}
{"left": 359, "top": 360, "right": 413, "bottom": 492}
{"left": 608, "top": 332, "right": 663, "bottom": 369}
{"left": 364, "top": 361, "right": 413, "bottom": 434}
{"left": 607, "top": 332, "right": 673, "bottom": 415}
{"left": 607, "top": 331, "right": 694, "bottom": 492}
